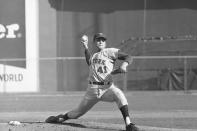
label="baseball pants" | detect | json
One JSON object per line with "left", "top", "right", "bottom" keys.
{"left": 67, "top": 83, "right": 128, "bottom": 119}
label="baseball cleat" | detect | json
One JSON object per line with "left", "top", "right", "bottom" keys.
{"left": 126, "top": 123, "right": 139, "bottom": 131}
{"left": 45, "top": 114, "right": 65, "bottom": 123}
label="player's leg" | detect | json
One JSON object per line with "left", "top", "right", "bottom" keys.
{"left": 101, "top": 86, "right": 131, "bottom": 124}
{"left": 64, "top": 96, "right": 98, "bottom": 119}
{"left": 101, "top": 85, "right": 139, "bottom": 131}
{"left": 45, "top": 86, "right": 100, "bottom": 123}
{"left": 45, "top": 95, "right": 98, "bottom": 123}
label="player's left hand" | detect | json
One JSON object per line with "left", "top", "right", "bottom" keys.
{"left": 120, "top": 62, "right": 128, "bottom": 72}
{"left": 111, "top": 68, "right": 126, "bottom": 75}
{"left": 111, "top": 62, "right": 128, "bottom": 75}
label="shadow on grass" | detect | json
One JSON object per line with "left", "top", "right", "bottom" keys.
{"left": 63, "top": 122, "right": 124, "bottom": 131}
{"left": 62, "top": 122, "right": 87, "bottom": 128}
{"left": 57, "top": 122, "right": 124, "bottom": 131}
{"left": 22, "top": 121, "right": 124, "bottom": 131}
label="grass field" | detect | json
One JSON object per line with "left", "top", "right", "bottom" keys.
{"left": 0, "top": 91, "right": 197, "bottom": 131}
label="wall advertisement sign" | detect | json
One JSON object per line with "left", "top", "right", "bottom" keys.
{"left": 0, "top": 0, "right": 39, "bottom": 93}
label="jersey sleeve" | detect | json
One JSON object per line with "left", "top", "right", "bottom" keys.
{"left": 117, "top": 50, "right": 132, "bottom": 64}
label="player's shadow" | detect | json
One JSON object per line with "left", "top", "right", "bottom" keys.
{"left": 23, "top": 121, "right": 86, "bottom": 128}
{"left": 22, "top": 122, "right": 124, "bottom": 130}
{"left": 61, "top": 122, "right": 87, "bottom": 128}
{"left": 61, "top": 122, "right": 124, "bottom": 131}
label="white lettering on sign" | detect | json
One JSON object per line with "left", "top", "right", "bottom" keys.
{"left": 0, "top": 24, "right": 21, "bottom": 39}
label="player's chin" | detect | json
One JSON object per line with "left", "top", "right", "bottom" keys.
{"left": 98, "top": 46, "right": 105, "bottom": 50}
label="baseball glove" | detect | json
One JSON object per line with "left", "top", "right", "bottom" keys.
{"left": 111, "top": 67, "right": 127, "bottom": 75}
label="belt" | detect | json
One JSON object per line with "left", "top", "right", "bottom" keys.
{"left": 89, "top": 81, "right": 111, "bottom": 85}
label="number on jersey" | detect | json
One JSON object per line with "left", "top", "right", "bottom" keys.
{"left": 97, "top": 66, "right": 107, "bottom": 73}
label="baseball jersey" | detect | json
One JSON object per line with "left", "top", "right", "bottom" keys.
{"left": 88, "top": 48, "right": 119, "bottom": 83}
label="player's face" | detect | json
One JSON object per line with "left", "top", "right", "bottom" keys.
{"left": 95, "top": 38, "right": 106, "bottom": 50}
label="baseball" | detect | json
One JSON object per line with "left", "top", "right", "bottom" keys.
{"left": 81, "top": 35, "right": 88, "bottom": 42}
{"left": 8, "top": 121, "right": 21, "bottom": 126}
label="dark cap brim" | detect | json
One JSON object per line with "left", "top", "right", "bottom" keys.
{"left": 93, "top": 33, "right": 107, "bottom": 41}
{"left": 95, "top": 36, "right": 107, "bottom": 40}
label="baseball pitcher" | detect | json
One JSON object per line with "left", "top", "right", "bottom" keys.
{"left": 45, "top": 33, "right": 139, "bottom": 131}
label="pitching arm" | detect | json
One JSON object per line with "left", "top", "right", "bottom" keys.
{"left": 84, "top": 48, "right": 91, "bottom": 66}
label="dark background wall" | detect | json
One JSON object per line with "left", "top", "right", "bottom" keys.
{"left": 39, "top": 0, "right": 197, "bottom": 92}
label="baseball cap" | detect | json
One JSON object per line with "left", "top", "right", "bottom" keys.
{"left": 93, "top": 33, "right": 107, "bottom": 41}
